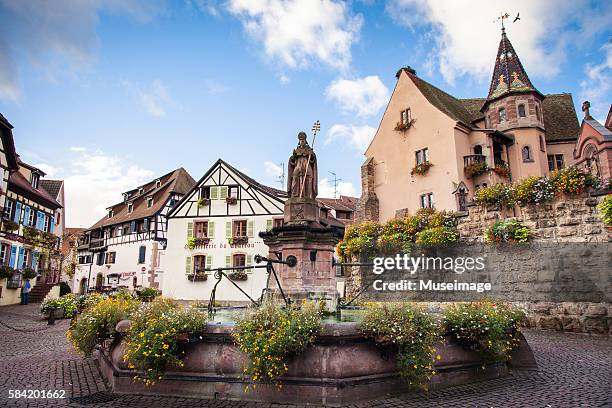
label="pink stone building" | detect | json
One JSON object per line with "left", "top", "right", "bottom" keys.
{"left": 573, "top": 102, "right": 612, "bottom": 183}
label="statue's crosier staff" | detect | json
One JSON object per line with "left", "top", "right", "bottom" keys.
{"left": 299, "top": 120, "right": 320, "bottom": 198}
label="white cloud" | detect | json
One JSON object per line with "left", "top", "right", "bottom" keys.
{"left": 264, "top": 161, "right": 283, "bottom": 178}
{"left": 325, "top": 76, "right": 389, "bottom": 117}
{"left": 386, "top": 0, "right": 612, "bottom": 84}
{"left": 226, "top": 0, "right": 362, "bottom": 71}
{"left": 62, "top": 149, "right": 154, "bottom": 227}
{"left": 0, "top": 0, "right": 167, "bottom": 101}
{"left": 122, "top": 78, "right": 175, "bottom": 117}
{"left": 326, "top": 124, "right": 376, "bottom": 152}
{"left": 34, "top": 163, "right": 60, "bottom": 177}
{"left": 279, "top": 74, "right": 290, "bottom": 85}
{"left": 580, "top": 42, "right": 612, "bottom": 123}
{"left": 318, "top": 177, "right": 356, "bottom": 198}
{"left": 70, "top": 146, "right": 87, "bottom": 152}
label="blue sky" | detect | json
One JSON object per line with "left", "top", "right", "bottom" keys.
{"left": 0, "top": 0, "right": 610, "bottom": 227}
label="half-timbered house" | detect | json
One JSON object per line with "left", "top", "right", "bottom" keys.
{"left": 72, "top": 168, "right": 195, "bottom": 293}
{"left": 162, "top": 159, "right": 287, "bottom": 302}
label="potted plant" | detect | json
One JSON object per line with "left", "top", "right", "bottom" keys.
{"left": 492, "top": 164, "right": 511, "bottom": 178}
{"left": 394, "top": 121, "right": 412, "bottom": 131}
{"left": 21, "top": 268, "right": 38, "bottom": 280}
{"left": 410, "top": 162, "right": 433, "bottom": 176}
{"left": 2, "top": 220, "right": 19, "bottom": 232}
{"left": 197, "top": 198, "right": 210, "bottom": 208}
{"left": 228, "top": 270, "right": 248, "bottom": 281}
{"left": 186, "top": 272, "right": 207, "bottom": 282}
{"left": 195, "top": 237, "right": 210, "bottom": 246}
{"left": 464, "top": 161, "right": 489, "bottom": 178}
{"left": 225, "top": 196, "right": 238, "bottom": 205}
{"left": 0, "top": 265, "right": 15, "bottom": 280}
{"left": 228, "top": 236, "right": 248, "bottom": 245}
{"left": 136, "top": 287, "right": 158, "bottom": 302}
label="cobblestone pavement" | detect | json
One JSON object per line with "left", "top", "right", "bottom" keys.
{"left": 0, "top": 303, "right": 610, "bottom": 408}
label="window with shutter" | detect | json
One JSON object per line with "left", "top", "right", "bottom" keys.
{"left": 138, "top": 246, "right": 146, "bottom": 264}
{"left": 185, "top": 256, "right": 193, "bottom": 274}
{"left": 220, "top": 186, "right": 228, "bottom": 199}
{"left": 187, "top": 222, "right": 194, "bottom": 239}
{"left": 9, "top": 246, "right": 17, "bottom": 269}
{"left": 13, "top": 202, "right": 21, "bottom": 223}
{"left": 23, "top": 206, "right": 30, "bottom": 226}
{"left": 210, "top": 186, "right": 219, "bottom": 200}
{"left": 194, "top": 255, "right": 206, "bottom": 273}
{"left": 225, "top": 221, "right": 232, "bottom": 238}
{"left": 17, "top": 247, "right": 24, "bottom": 270}
{"left": 246, "top": 255, "right": 253, "bottom": 270}
{"left": 247, "top": 220, "right": 254, "bottom": 238}
{"left": 194, "top": 221, "right": 208, "bottom": 238}
{"left": 208, "top": 221, "right": 215, "bottom": 238}
{"left": 266, "top": 219, "right": 273, "bottom": 231}
{"left": 206, "top": 256, "right": 212, "bottom": 269}
{"left": 225, "top": 255, "right": 231, "bottom": 268}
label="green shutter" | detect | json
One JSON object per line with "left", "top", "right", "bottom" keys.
{"left": 210, "top": 186, "right": 219, "bottom": 199}
{"left": 225, "top": 255, "right": 231, "bottom": 268}
{"left": 266, "top": 219, "right": 272, "bottom": 231}
{"left": 247, "top": 220, "right": 254, "bottom": 238}
{"left": 220, "top": 186, "right": 228, "bottom": 199}
{"left": 206, "top": 256, "right": 212, "bottom": 269}
{"left": 246, "top": 255, "right": 252, "bottom": 267}
{"left": 187, "top": 222, "right": 193, "bottom": 239}
{"left": 185, "top": 256, "right": 193, "bottom": 275}
{"left": 208, "top": 221, "right": 215, "bottom": 238}
{"left": 226, "top": 221, "right": 232, "bottom": 238}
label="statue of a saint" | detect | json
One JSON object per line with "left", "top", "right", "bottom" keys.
{"left": 287, "top": 132, "right": 317, "bottom": 199}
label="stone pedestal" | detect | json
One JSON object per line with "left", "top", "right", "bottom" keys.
{"left": 261, "top": 224, "right": 342, "bottom": 310}
{"left": 283, "top": 197, "right": 319, "bottom": 225}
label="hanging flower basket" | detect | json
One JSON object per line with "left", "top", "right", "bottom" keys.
{"left": 394, "top": 121, "right": 413, "bottom": 131}
{"left": 228, "top": 271, "right": 248, "bottom": 281}
{"left": 2, "top": 220, "right": 19, "bottom": 232}
{"left": 411, "top": 162, "right": 433, "bottom": 176}
{"left": 464, "top": 162, "right": 489, "bottom": 178}
{"left": 492, "top": 164, "right": 511, "bottom": 178}
{"left": 197, "top": 198, "right": 210, "bottom": 208}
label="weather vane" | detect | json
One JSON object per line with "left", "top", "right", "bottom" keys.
{"left": 494, "top": 12, "right": 519, "bottom": 30}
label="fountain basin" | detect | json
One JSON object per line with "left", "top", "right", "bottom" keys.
{"left": 97, "top": 321, "right": 536, "bottom": 406}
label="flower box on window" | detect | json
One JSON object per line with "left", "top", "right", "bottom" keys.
{"left": 464, "top": 161, "right": 489, "bottom": 178}
{"left": 394, "top": 121, "right": 412, "bottom": 131}
{"left": 228, "top": 236, "right": 248, "bottom": 245}
{"left": 226, "top": 197, "right": 238, "bottom": 205}
{"left": 6, "top": 272, "right": 22, "bottom": 289}
{"left": 410, "top": 162, "right": 433, "bottom": 176}
{"left": 186, "top": 272, "right": 207, "bottom": 282}
{"left": 197, "top": 198, "right": 210, "bottom": 208}
{"left": 492, "top": 164, "right": 511, "bottom": 178}
{"left": 2, "top": 220, "right": 18, "bottom": 232}
{"left": 228, "top": 270, "right": 248, "bottom": 281}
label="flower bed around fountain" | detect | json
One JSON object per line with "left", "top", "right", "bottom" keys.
{"left": 96, "top": 320, "right": 536, "bottom": 406}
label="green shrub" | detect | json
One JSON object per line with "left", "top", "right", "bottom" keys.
{"left": 360, "top": 303, "right": 440, "bottom": 390}
{"left": 337, "top": 221, "right": 382, "bottom": 259}
{"left": 232, "top": 301, "right": 321, "bottom": 388}
{"left": 41, "top": 294, "right": 78, "bottom": 316}
{"left": 597, "top": 195, "right": 612, "bottom": 226}
{"left": 124, "top": 298, "right": 206, "bottom": 385}
{"left": 0, "top": 265, "right": 16, "bottom": 280}
{"left": 67, "top": 296, "right": 139, "bottom": 356}
{"left": 136, "top": 287, "right": 158, "bottom": 301}
{"left": 415, "top": 226, "right": 458, "bottom": 246}
{"left": 75, "top": 292, "right": 107, "bottom": 311}
{"left": 21, "top": 268, "right": 37, "bottom": 279}
{"left": 485, "top": 219, "right": 530, "bottom": 243}
{"left": 443, "top": 301, "right": 525, "bottom": 360}
{"left": 474, "top": 184, "right": 514, "bottom": 207}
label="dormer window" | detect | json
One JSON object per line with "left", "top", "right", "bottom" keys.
{"left": 498, "top": 107, "right": 507, "bottom": 122}
{"left": 31, "top": 173, "right": 40, "bottom": 189}
{"left": 123, "top": 193, "right": 130, "bottom": 203}
{"left": 147, "top": 197, "right": 154, "bottom": 208}
{"left": 155, "top": 179, "right": 161, "bottom": 188}
{"left": 108, "top": 209, "right": 113, "bottom": 219}
{"left": 138, "top": 187, "right": 144, "bottom": 195}
{"left": 127, "top": 203, "right": 134, "bottom": 213}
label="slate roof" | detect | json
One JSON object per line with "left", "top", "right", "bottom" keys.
{"left": 317, "top": 196, "right": 357, "bottom": 212}
{"left": 486, "top": 29, "right": 541, "bottom": 102}
{"left": 542, "top": 94, "right": 580, "bottom": 142}
{"left": 0, "top": 113, "right": 19, "bottom": 171}
{"left": 40, "top": 179, "right": 63, "bottom": 200}
{"left": 8, "top": 171, "right": 62, "bottom": 209}
{"left": 89, "top": 168, "right": 196, "bottom": 230}
{"left": 584, "top": 118, "right": 612, "bottom": 142}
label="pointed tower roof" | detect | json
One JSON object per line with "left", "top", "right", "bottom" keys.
{"left": 484, "top": 28, "right": 542, "bottom": 106}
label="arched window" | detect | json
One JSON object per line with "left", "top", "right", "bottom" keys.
{"left": 522, "top": 145, "right": 532, "bottom": 162}
{"left": 499, "top": 107, "right": 507, "bottom": 122}
{"left": 473, "top": 145, "right": 483, "bottom": 155}
{"left": 583, "top": 143, "right": 597, "bottom": 159}
{"left": 518, "top": 104, "right": 526, "bottom": 117}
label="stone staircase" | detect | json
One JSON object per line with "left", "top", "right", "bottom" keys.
{"left": 28, "top": 283, "right": 55, "bottom": 303}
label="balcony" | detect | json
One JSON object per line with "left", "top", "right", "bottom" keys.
{"left": 463, "top": 154, "right": 486, "bottom": 166}
{"left": 228, "top": 236, "right": 248, "bottom": 245}
{"left": 89, "top": 238, "right": 106, "bottom": 249}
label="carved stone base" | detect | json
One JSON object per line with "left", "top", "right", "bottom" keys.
{"left": 284, "top": 197, "right": 319, "bottom": 225}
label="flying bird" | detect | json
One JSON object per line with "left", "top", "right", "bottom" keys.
{"left": 513, "top": 13, "right": 520, "bottom": 23}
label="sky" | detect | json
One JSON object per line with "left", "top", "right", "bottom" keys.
{"left": 0, "top": 0, "right": 610, "bottom": 227}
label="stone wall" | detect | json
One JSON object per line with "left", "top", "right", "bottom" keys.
{"left": 457, "top": 193, "right": 611, "bottom": 242}
{"left": 355, "top": 158, "right": 379, "bottom": 222}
